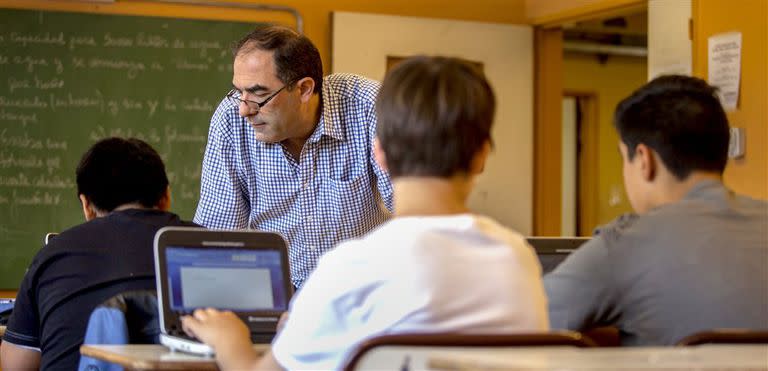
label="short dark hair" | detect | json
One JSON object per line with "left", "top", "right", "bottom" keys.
{"left": 233, "top": 25, "right": 322, "bottom": 94}
{"left": 376, "top": 56, "right": 495, "bottom": 178}
{"left": 614, "top": 75, "right": 730, "bottom": 180}
{"left": 76, "top": 137, "right": 169, "bottom": 212}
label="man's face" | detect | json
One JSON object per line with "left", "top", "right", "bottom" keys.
{"left": 620, "top": 141, "right": 647, "bottom": 213}
{"left": 232, "top": 49, "right": 300, "bottom": 143}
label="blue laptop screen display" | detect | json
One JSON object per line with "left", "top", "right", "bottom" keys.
{"left": 165, "top": 247, "right": 288, "bottom": 311}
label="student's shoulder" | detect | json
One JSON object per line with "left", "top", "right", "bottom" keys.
{"left": 589, "top": 212, "right": 647, "bottom": 252}
{"left": 317, "top": 221, "right": 404, "bottom": 266}
{"left": 25, "top": 220, "right": 97, "bottom": 274}
{"left": 323, "top": 73, "right": 380, "bottom": 103}
{"left": 43, "top": 217, "right": 101, "bottom": 248}
{"left": 472, "top": 214, "right": 530, "bottom": 250}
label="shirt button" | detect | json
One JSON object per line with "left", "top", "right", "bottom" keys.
{"left": 308, "top": 245, "right": 316, "bottom": 251}
{"left": 306, "top": 216, "right": 313, "bottom": 222}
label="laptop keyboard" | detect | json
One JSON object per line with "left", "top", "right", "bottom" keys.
{"left": 250, "top": 333, "right": 275, "bottom": 344}
{"left": 169, "top": 329, "right": 274, "bottom": 344}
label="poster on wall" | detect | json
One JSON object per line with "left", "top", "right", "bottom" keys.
{"left": 707, "top": 32, "right": 742, "bottom": 111}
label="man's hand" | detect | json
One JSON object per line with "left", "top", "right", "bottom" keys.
{"left": 181, "top": 308, "right": 260, "bottom": 370}
{"left": 277, "top": 311, "right": 289, "bottom": 333}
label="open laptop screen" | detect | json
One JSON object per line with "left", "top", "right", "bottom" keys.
{"left": 165, "top": 247, "right": 289, "bottom": 311}
{"left": 527, "top": 237, "right": 590, "bottom": 274}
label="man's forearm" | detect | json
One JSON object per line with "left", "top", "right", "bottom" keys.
{"left": 1, "top": 341, "right": 41, "bottom": 370}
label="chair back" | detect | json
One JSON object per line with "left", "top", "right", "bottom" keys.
{"left": 77, "top": 290, "right": 160, "bottom": 371}
{"left": 676, "top": 329, "right": 768, "bottom": 346}
{"left": 342, "top": 331, "right": 596, "bottom": 371}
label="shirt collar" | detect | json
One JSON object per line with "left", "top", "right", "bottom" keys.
{"left": 682, "top": 178, "right": 727, "bottom": 200}
{"left": 316, "top": 86, "right": 345, "bottom": 142}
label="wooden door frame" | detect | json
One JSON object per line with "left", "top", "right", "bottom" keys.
{"left": 533, "top": 27, "right": 563, "bottom": 236}
{"left": 532, "top": 0, "right": 644, "bottom": 236}
{"left": 563, "top": 90, "right": 600, "bottom": 236}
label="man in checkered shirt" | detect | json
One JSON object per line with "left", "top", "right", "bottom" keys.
{"left": 194, "top": 25, "right": 393, "bottom": 288}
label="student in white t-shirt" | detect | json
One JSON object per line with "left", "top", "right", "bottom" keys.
{"left": 181, "top": 56, "right": 549, "bottom": 370}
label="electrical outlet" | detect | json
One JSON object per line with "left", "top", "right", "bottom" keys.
{"left": 728, "top": 127, "right": 745, "bottom": 159}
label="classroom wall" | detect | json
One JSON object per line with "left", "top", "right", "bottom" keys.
{"left": 693, "top": 0, "right": 768, "bottom": 199}
{"left": 647, "top": 0, "right": 691, "bottom": 79}
{"left": 332, "top": 12, "right": 534, "bottom": 234}
{"left": 0, "top": 0, "right": 528, "bottom": 77}
{"left": 526, "top": 0, "right": 643, "bottom": 24}
{"left": 563, "top": 53, "right": 647, "bottom": 227}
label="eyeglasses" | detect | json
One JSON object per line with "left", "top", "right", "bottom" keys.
{"left": 226, "top": 85, "right": 287, "bottom": 112}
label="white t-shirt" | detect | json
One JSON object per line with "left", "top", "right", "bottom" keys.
{"left": 271, "top": 214, "right": 549, "bottom": 370}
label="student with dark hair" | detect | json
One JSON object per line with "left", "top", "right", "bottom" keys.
{"left": 545, "top": 75, "right": 768, "bottom": 345}
{"left": 181, "top": 56, "right": 549, "bottom": 370}
{"left": 1, "top": 137, "right": 197, "bottom": 370}
{"left": 195, "top": 25, "right": 393, "bottom": 289}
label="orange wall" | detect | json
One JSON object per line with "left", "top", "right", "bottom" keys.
{"left": 693, "top": 0, "right": 768, "bottom": 199}
{"left": 563, "top": 53, "right": 647, "bottom": 227}
{"left": 0, "top": 0, "right": 527, "bottom": 76}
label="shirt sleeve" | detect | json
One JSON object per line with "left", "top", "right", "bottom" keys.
{"left": 193, "top": 99, "right": 251, "bottom": 229}
{"left": 366, "top": 101, "right": 393, "bottom": 213}
{"left": 2, "top": 268, "right": 41, "bottom": 350}
{"left": 543, "top": 236, "right": 620, "bottom": 331}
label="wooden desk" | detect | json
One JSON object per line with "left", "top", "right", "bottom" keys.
{"left": 426, "top": 345, "right": 768, "bottom": 370}
{"left": 80, "top": 344, "right": 269, "bottom": 371}
{"left": 351, "top": 344, "right": 768, "bottom": 370}
{"left": 0, "top": 325, "right": 5, "bottom": 337}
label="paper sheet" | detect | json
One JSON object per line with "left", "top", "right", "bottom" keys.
{"left": 707, "top": 32, "right": 742, "bottom": 111}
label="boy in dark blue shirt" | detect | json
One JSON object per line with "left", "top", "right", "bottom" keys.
{"left": 1, "top": 137, "right": 197, "bottom": 370}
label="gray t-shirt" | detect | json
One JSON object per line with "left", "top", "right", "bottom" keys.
{"left": 544, "top": 180, "right": 768, "bottom": 345}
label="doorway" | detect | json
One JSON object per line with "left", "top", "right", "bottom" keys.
{"left": 533, "top": 2, "right": 650, "bottom": 236}
{"left": 561, "top": 92, "right": 598, "bottom": 236}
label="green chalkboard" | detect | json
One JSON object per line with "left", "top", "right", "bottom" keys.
{"left": 0, "top": 8, "right": 258, "bottom": 288}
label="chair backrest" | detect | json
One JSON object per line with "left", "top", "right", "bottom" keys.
{"left": 342, "top": 331, "right": 596, "bottom": 371}
{"left": 676, "top": 329, "right": 768, "bottom": 346}
{"left": 78, "top": 290, "right": 160, "bottom": 371}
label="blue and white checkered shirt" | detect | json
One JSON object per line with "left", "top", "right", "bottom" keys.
{"left": 194, "top": 74, "right": 393, "bottom": 287}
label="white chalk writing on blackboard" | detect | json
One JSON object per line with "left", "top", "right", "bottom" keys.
{"left": 12, "top": 190, "right": 63, "bottom": 206}
{"left": 10, "top": 32, "right": 66, "bottom": 47}
{"left": 0, "top": 110, "right": 38, "bottom": 126}
{"left": 0, "top": 173, "right": 74, "bottom": 188}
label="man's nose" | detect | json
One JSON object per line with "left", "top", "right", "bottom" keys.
{"left": 238, "top": 102, "right": 256, "bottom": 117}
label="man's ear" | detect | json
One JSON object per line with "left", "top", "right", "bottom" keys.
{"left": 635, "top": 143, "right": 657, "bottom": 182}
{"left": 157, "top": 186, "right": 171, "bottom": 212}
{"left": 79, "top": 194, "right": 98, "bottom": 221}
{"left": 295, "top": 77, "right": 316, "bottom": 103}
{"left": 469, "top": 141, "right": 492, "bottom": 175}
{"left": 373, "top": 137, "right": 388, "bottom": 172}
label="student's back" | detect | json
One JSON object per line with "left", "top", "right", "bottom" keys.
{"left": 544, "top": 75, "right": 768, "bottom": 345}
{"left": 546, "top": 180, "right": 767, "bottom": 345}
{"left": 272, "top": 214, "right": 546, "bottom": 369}
{"left": 1, "top": 138, "right": 197, "bottom": 370}
{"left": 9, "top": 209, "right": 195, "bottom": 369}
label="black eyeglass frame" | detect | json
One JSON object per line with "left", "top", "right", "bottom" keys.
{"left": 226, "top": 85, "right": 287, "bottom": 112}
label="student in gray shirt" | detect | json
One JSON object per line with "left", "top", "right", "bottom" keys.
{"left": 544, "top": 75, "right": 768, "bottom": 346}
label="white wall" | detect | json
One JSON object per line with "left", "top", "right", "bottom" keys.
{"left": 648, "top": 0, "right": 692, "bottom": 79}
{"left": 332, "top": 12, "right": 533, "bottom": 233}
{"left": 561, "top": 97, "right": 577, "bottom": 236}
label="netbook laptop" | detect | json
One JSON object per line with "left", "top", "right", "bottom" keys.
{"left": 154, "top": 227, "right": 293, "bottom": 356}
{"left": 526, "top": 237, "right": 590, "bottom": 274}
